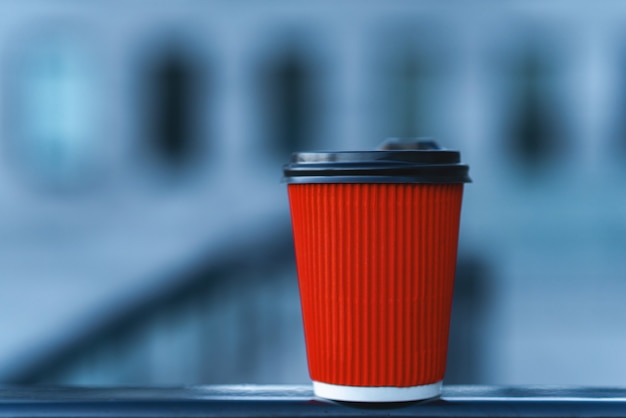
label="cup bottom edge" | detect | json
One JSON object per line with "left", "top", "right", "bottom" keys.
{"left": 312, "top": 380, "right": 442, "bottom": 402}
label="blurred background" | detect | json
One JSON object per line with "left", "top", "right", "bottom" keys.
{"left": 1, "top": 0, "right": 626, "bottom": 387}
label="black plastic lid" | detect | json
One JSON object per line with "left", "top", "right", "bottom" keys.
{"left": 283, "top": 138, "right": 471, "bottom": 184}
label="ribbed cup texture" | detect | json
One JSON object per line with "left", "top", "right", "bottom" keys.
{"left": 288, "top": 183, "right": 464, "bottom": 387}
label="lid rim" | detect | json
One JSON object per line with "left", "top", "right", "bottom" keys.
{"left": 283, "top": 146, "right": 470, "bottom": 184}
{"left": 283, "top": 175, "right": 472, "bottom": 184}
{"left": 291, "top": 150, "right": 461, "bottom": 164}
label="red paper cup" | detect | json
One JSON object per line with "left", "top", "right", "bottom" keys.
{"left": 283, "top": 139, "right": 470, "bottom": 402}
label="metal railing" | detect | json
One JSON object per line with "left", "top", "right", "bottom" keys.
{"left": 2, "top": 385, "right": 626, "bottom": 418}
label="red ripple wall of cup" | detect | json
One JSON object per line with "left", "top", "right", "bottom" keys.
{"left": 288, "top": 183, "right": 464, "bottom": 387}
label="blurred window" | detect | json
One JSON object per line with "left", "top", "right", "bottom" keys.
{"left": 5, "top": 31, "right": 98, "bottom": 188}
{"left": 384, "top": 46, "right": 435, "bottom": 138}
{"left": 139, "top": 42, "right": 206, "bottom": 171}
{"left": 505, "top": 48, "right": 567, "bottom": 172}
{"left": 257, "top": 45, "right": 320, "bottom": 157}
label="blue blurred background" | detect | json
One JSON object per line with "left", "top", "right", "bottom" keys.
{"left": 1, "top": 0, "right": 626, "bottom": 386}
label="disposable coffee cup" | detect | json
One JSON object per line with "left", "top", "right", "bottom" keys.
{"left": 283, "top": 138, "right": 471, "bottom": 403}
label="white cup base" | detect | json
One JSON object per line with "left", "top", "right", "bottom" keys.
{"left": 313, "top": 380, "right": 442, "bottom": 403}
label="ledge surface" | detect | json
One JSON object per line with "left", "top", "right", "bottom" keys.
{"left": 2, "top": 385, "right": 626, "bottom": 417}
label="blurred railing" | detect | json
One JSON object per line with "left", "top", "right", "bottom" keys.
{"left": 3, "top": 222, "right": 307, "bottom": 386}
